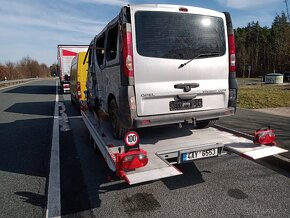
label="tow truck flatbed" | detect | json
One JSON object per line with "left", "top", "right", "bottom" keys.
{"left": 81, "top": 110, "right": 288, "bottom": 185}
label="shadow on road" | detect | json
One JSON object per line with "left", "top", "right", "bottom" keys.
{"left": 4, "top": 85, "right": 56, "bottom": 95}
{"left": 5, "top": 102, "right": 55, "bottom": 116}
{"left": 15, "top": 191, "right": 46, "bottom": 208}
{"left": 62, "top": 100, "right": 81, "bottom": 117}
{"left": 162, "top": 163, "right": 205, "bottom": 190}
{"left": 0, "top": 118, "right": 52, "bottom": 177}
{"left": 60, "top": 129, "right": 101, "bottom": 216}
{"left": 255, "top": 157, "right": 290, "bottom": 178}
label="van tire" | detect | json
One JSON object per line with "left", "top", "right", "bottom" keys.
{"left": 196, "top": 119, "right": 217, "bottom": 129}
{"left": 108, "top": 99, "right": 129, "bottom": 139}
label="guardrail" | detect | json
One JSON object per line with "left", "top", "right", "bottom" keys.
{"left": 0, "top": 78, "right": 39, "bottom": 87}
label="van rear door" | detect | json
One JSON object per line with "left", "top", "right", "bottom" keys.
{"left": 131, "top": 6, "right": 229, "bottom": 117}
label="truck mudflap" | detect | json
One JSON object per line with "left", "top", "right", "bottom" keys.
{"left": 81, "top": 110, "right": 288, "bottom": 185}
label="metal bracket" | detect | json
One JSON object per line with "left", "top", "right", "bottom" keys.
{"left": 174, "top": 83, "right": 199, "bottom": 92}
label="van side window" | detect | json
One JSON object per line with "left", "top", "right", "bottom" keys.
{"left": 96, "top": 34, "right": 105, "bottom": 67}
{"left": 106, "top": 24, "right": 118, "bottom": 62}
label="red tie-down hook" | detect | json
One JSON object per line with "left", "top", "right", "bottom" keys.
{"left": 253, "top": 126, "right": 276, "bottom": 145}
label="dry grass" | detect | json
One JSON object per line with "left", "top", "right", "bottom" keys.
{"left": 238, "top": 83, "right": 290, "bottom": 109}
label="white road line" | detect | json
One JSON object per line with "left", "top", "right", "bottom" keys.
{"left": 46, "top": 81, "right": 61, "bottom": 218}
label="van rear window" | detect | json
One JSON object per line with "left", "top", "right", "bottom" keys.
{"left": 135, "top": 11, "right": 226, "bottom": 59}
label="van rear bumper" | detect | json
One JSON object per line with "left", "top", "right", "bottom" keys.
{"left": 133, "top": 107, "right": 235, "bottom": 128}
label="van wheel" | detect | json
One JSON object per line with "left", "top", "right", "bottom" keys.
{"left": 108, "top": 99, "right": 129, "bottom": 139}
{"left": 196, "top": 119, "right": 217, "bottom": 129}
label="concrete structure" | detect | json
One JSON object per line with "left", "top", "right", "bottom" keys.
{"left": 265, "top": 73, "right": 284, "bottom": 84}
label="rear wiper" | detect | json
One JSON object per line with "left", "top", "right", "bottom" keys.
{"left": 178, "top": 52, "right": 222, "bottom": 69}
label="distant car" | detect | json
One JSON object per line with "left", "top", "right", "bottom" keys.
{"left": 283, "top": 71, "right": 290, "bottom": 82}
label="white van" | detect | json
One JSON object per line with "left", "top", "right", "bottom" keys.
{"left": 86, "top": 4, "right": 238, "bottom": 138}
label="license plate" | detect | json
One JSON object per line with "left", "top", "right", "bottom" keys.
{"left": 182, "top": 148, "right": 218, "bottom": 162}
{"left": 169, "top": 99, "right": 202, "bottom": 111}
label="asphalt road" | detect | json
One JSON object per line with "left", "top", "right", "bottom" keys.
{"left": 0, "top": 79, "right": 56, "bottom": 218}
{"left": 0, "top": 79, "right": 289, "bottom": 217}
{"left": 60, "top": 92, "right": 290, "bottom": 217}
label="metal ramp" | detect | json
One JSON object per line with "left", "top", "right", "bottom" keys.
{"left": 122, "top": 154, "right": 182, "bottom": 185}
{"left": 107, "top": 125, "right": 228, "bottom": 184}
{"left": 82, "top": 110, "right": 288, "bottom": 185}
{"left": 214, "top": 125, "right": 288, "bottom": 159}
{"left": 106, "top": 124, "right": 288, "bottom": 185}
{"left": 225, "top": 143, "right": 288, "bottom": 159}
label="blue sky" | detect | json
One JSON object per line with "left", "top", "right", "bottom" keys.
{"left": 0, "top": 0, "right": 286, "bottom": 66}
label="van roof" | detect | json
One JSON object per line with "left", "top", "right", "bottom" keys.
{"left": 90, "top": 4, "right": 226, "bottom": 44}
{"left": 129, "top": 4, "right": 225, "bottom": 17}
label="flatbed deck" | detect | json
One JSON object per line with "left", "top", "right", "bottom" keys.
{"left": 81, "top": 110, "right": 288, "bottom": 185}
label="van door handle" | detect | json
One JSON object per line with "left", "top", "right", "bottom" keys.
{"left": 174, "top": 83, "right": 199, "bottom": 92}
{"left": 177, "top": 94, "right": 197, "bottom": 100}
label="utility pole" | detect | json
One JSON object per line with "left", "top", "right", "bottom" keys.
{"left": 285, "top": 0, "right": 290, "bottom": 21}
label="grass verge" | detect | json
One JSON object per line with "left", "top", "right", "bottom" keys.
{"left": 238, "top": 84, "right": 290, "bottom": 109}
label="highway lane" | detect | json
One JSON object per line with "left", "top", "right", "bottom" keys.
{"left": 0, "top": 79, "right": 56, "bottom": 218}
{"left": 1, "top": 79, "right": 289, "bottom": 217}
{"left": 61, "top": 93, "right": 290, "bottom": 217}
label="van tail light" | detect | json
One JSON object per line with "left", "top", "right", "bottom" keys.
{"left": 228, "top": 34, "right": 236, "bottom": 72}
{"left": 121, "top": 153, "right": 148, "bottom": 170}
{"left": 116, "top": 149, "right": 148, "bottom": 171}
{"left": 77, "top": 81, "right": 81, "bottom": 99}
{"left": 224, "top": 12, "right": 237, "bottom": 111}
{"left": 122, "top": 23, "right": 134, "bottom": 78}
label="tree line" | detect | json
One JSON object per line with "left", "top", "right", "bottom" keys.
{"left": 0, "top": 57, "right": 50, "bottom": 81}
{"left": 1, "top": 11, "right": 289, "bottom": 80}
{"left": 235, "top": 12, "right": 290, "bottom": 78}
